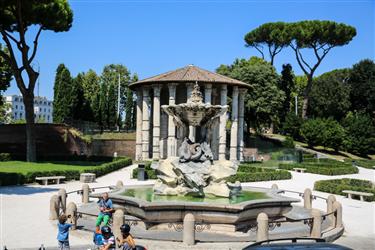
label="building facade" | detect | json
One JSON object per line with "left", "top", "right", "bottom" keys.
{"left": 129, "top": 65, "right": 249, "bottom": 161}
{"left": 4, "top": 95, "right": 53, "bottom": 123}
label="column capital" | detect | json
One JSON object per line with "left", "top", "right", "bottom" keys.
{"left": 153, "top": 84, "right": 162, "bottom": 96}
{"left": 168, "top": 82, "right": 177, "bottom": 90}
{"left": 142, "top": 86, "right": 150, "bottom": 96}
{"left": 232, "top": 85, "right": 239, "bottom": 94}
{"left": 221, "top": 84, "right": 227, "bottom": 92}
{"left": 239, "top": 88, "right": 248, "bottom": 95}
{"left": 205, "top": 83, "right": 212, "bottom": 89}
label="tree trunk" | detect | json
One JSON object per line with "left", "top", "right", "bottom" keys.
{"left": 301, "top": 75, "right": 313, "bottom": 119}
{"left": 23, "top": 93, "right": 36, "bottom": 162}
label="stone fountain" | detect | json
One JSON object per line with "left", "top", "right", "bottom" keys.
{"left": 152, "top": 83, "right": 241, "bottom": 197}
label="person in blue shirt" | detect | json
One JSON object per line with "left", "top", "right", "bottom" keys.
{"left": 96, "top": 192, "right": 115, "bottom": 233}
{"left": 57, "top": 214, "right": 72, "bottom": 250}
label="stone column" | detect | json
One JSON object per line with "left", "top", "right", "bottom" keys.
{"left": 49, "top": 195, "right": 59, "bottom": 220}
{"left": 82, "top": 184, "right": 90, "bottom": 204}
{"left": 311, "top": 209, "right": 322, "bottom": 238}
{"left": 237, "top": 88, "right": 247, "bottom": 161}
{"left": 152, "top": 85, "right": 161, "bottom": 159}
{"left": 168, "top": 83, "right": 177, "bottom": 157}
{"left": 66, "top": 202, "right": 77, "bottom": 230}
{"left": 187, "top": 83, "right": 195, "bottom": 141}
{"left": 142, "top": 87, "right": 151, "bottom": 160}
{"left": 327, "top": 195, "right": 336, "bottom": 227}
{"left": 256, "top": 212, "right": 269, "bottom": 242}
{"left": 183, "top": 213, "right": 195, "bottom": 245}
{"left": 219, "top": 85, "right": 228, "bottom": 160}
{"left": 333, "top": 201, "right": 343, "bottom": 228}
{"left": 204, "top": 83, "right": 212, "bottom": 104}
{"left": 113, "top": 209, "right": 125, "bottom": 244}
{"left": 58, "top": 188, "right": 67, "bottom": 213}
{"left": 135, "top": 89, "right": 143, "bottom": 160}
{"left": 304, "top": 188, "right": 312, "bottom": 209}
{"left": 230, "top": 86, "right": 239, "bottom": 160}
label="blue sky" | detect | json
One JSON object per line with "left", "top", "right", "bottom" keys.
{"left": 4, "top": 0, "right": 375, "bottom": 99}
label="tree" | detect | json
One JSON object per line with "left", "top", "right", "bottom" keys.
{"left": 244, "top": 22, "right": 289, "bottom": 65}
{"left": 288, "top": 20, "right": 356, "bottom": 118}
{"left": 217, "top": 57, "right": 285, "bottom": 132}
{"left": 347, "top": 59, "right": 375, "bottom": 114}
{"left": 308, "top": 69, "right": 351, "bottom": 120}
{"left": 82, "top": 69, "right": 100, "bottom": 121}
{"left": 0, "top": 45, "right": 12, "bottom": 105}
{"left": 0, "top": 102, "right": 11, "bottom": 124}
{"left": 53, "top": 64, "right": 73, "bottom": 123}
{"left": 278, "top": 64, "right": 295, "bottom": 124}
{"left": 0, "top": 0, "right": 73, "bottom": 161}
{"left": 342, "top": 112, "right": 375, "bottom": 156}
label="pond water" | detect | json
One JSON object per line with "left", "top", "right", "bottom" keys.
{"left": 121, "top": 187, "right": 268, "bottom": 204}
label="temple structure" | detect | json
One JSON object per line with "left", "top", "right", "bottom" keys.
{"left": 129, "top": 65, "right": 249, "bottom": 161}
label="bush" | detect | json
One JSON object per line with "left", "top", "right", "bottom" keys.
{"left": 282, "top": 136, "right": 295, "bottom": 148}
{"left": 300, "top": 118, "right": 326, "bottom": 148}
{"left": 342, "top": 112, "right": 375, "bottom": 156}
{"left": 282, "top": 113, "right": 303, "bottom": 140}
{"left": 279, "top": 161, "right": 358, "bottom": 175}
{"left": 0, "top": 153, "right": 11, "bottom": 161}
{"left": 132, "top": 161, "right": 156, "bottom": 179}
{"left": 314, "top": 178, "right": 375, "bottom": 201}
{"left": 227, "top": 163, "right": 292, "bottom": 182}
{"left": 352, "top": 159, "right": 375, "bottom": 169}
{"left": 84, "top": 158, "right": 132, "bottom": 177}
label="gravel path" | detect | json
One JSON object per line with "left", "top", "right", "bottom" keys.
{"left": 0, "top": 164, "right": 374, "bottom": 249}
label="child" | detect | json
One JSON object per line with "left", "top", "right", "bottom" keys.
{"left": 95, "top": 226, "right": 115, "bottom": 250}
{"left": 96, "top": 192, "right": 114, "bottom": 233}
{"left": 116, "top": 224, "right": 136, "bottom": 250}
{"left": 57, "top": 214, "right": 72, "bottom": 250}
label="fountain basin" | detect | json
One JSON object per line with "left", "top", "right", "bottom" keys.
{"left": 92, "top": 185, "right": 299, "bottom": 230}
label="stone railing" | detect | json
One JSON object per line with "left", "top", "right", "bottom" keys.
{"left": 49, "top": 181, "right": 344, "bottom": 246}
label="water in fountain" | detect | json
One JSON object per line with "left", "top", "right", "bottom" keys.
{"left": 153, "top": 83, "right": 241, "bottom": 198}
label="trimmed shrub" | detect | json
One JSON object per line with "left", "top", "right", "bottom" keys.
{"left": 314, "top": 178, "right": 375, "bottom": 201}
{"left": 132, "top": 161, "right": 156, "bottom": 179}
{"left": 282, "top": 113, "right": 303, "bottom": 140}
{"left": 352, "top": 159, "right": 375, "bottom": 169}
{"left": 0, "top": 157, "right": 132, "bottom": 186}
{"left": 227, "top": 163, "right": 292, "bottom": 182}
{"left": 282, "top": 136, "right": 295, "bottom": 148}
{"left": 279, "top": 161, "right": 358, "bottom": 175}
{"left": 0, "top": 153, "right": 11, "bottom": 161}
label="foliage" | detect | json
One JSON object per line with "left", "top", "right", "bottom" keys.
{"left": 0, "top": 0, "right": 73, "bottom": 162}
{"left": 278, "top": 64, "right": 295, "bottom": 124}
{"left": 342, "top": 112, "right": 375, "bottom": 156}
{"left": 53, "top": 64, "right": 73, "bottom": 123}
{"left": 0, "top": 45, "right": 12, "bottom": 105}
{"left": 348, "top": 59, "right": 375, "bottom": 114}
{"left": 282, "top": 113, "right": 303, "bottom": 140}
{"left": 0, "top": 157, "right": 132, "bottom": 186}
{"left": 0, "top": 153, "right": 11, "bottom": 161}
{"left": 0, "top": 102, "right": 11, "bottom": 124}
{"left": 288, "top": 20, "right": 356, "bottom": 118}
{"left": 217, "top": 57, "right": 284, "bottom": 131}
{"left": 282, "top": 136, "right": 295, "bottom": 148}
{"left": 314, "top": 178, "right": 375, "bottom": 201}
{"left": 308, "top": 69, "right": 351, "bottom": 120}
{"left": 82, "top": 69, "right": 100, "bottom": 121}
{"left": 132, "top": 161, "right": 156, "bottom": 179}
{"left": 300, "top": 118, "right": 345, "bottom": 151}
{"left": 227, "top": 164, "right": 291, "bottom": 182}
{"left": 244, "top": 22, "right": 289, "bottom": 65}
{"left": 279, "top": 161, "right": 358, "bottom": 175}
{"left": 351, "top": 159, "right": 375, "bottom": 169}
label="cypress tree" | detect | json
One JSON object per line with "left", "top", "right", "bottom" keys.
{"left": 53, "top": 64, "right": 73, "bottom": 123}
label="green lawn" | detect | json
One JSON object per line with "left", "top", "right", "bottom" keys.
{"left": 0, "top": 161, "right": 103, "bottom": 174}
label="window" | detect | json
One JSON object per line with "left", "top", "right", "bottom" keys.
{"left": 21, "top": 105, "right": 23, "bottom": 110}
{"left": 15, "top": 105, "right": 18, "bottom": 109}
{"left": 15, "top": 98, "right": 18, "bottom": 102}
{"left": 44, "top": 108, "right": 46, "bottom": 112}
{"left": 39, "top": 107, "right": 42, "bottom": 112}
{"left": 20, "top": 112, "right": 23, "bottom": 118}
{"left": 14, "top": 112, "right": 17, "bottom": 118}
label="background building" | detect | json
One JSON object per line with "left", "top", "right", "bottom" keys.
{"left": 4, "top": 95, "right": 53, "bottom": 123}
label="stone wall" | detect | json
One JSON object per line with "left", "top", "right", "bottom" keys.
{"left": 90, "top": 139, "right": 135, "bottom": 159}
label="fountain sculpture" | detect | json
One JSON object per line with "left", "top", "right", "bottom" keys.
{"left": 152, "top": 83, "right": 241, "bottom": 197}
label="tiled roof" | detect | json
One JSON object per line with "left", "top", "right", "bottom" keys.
{"left": 129, "top": 65, "right": 249, "bottom": 88}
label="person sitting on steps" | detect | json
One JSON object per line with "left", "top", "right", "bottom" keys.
{"left": 116, "top": 224, "right": 136, "bottom": 250}
{"left": 95, "top": 192, "right": 114, "bottom": 233}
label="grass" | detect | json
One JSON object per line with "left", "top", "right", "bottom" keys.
{"left": 91, "top": 132, "right": 136, "bottom": 140}
{"left": 0, "top": 161, "right": 104, "bottom": 174}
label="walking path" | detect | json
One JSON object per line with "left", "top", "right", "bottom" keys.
{"left": 1, "top": 164, "right": 374, "bottom": 249}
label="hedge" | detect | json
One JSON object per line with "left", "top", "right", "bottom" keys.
{"left": 226, "top": 164, "right": 292, "bottom": 182}
{"left": 132, "top": 161, "right": 157, "bottom": 179}
{"left": 314, "top": 178, "right": 375, "bottom": 202}
{"left": 352, "top": 159, "right": 375, "bottom": 169}
{"left": 0, "top": 157, "right": 132, "bottom": 186}
{"left": 279, "top": 162, "right": 358, "bottom": 175}
{"left": 0, "top": 153, "right": 11, "bottom": 162}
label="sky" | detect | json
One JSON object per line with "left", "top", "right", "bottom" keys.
{"left": 3, "top": 0, "right": 375, "bottom": 99}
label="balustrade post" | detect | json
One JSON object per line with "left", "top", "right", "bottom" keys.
{"left": 116, "top": 180, "right": 124, "bottom": 189}
{"left": 327, "top": 195, "right": 336, "bottom": 227}
{"left": 66, "top": 202, "right": 77, "bottom": 230}
{"left": 49, "top": 195, "right": 59, "bottom": 220}
{"left": 58, "top": 188, "right": 67, "bottom": 213}
{"left": 183, "top": 213, "right": 195, "bottom": 245}
{"left": 310, "top": 209, "right": 322, "bottom": 238}
{"left": 82, "top": 184, "right": 90, "bottom": 204}
{"left": 256, "top": 213, "right": 269, "bottom": 242}
{"left": 271, "top": 184, "right": 278, "bottom": 190}
{"left": 333, "top": 201, "right": 343, "bottom": 228}
{"left": 113, "top": 209, "right": 125, "bottom": 244}
{"left": 304, "top": 188, "right": 312, "bottom": 209}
